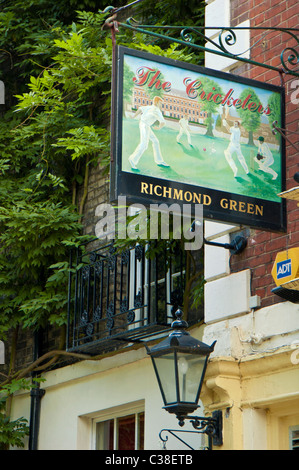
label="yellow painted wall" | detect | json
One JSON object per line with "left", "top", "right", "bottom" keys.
{"left": 202, "top": 347, "right": 299, "bottom": 450}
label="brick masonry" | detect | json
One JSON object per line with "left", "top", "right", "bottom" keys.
{"left": 80, "top": 162, "right": 110, "bottom": 237}
{"left": 229, "top": 0, "right": 299, "bottom": 307}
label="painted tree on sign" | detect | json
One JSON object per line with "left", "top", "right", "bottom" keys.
{"left": 267, "top": 92, "right": 281, "bottom": 142}
{"left": 197, "top": 76, "right": 224, "bottom": 136}
{"left": 237, "top": 88, "right": 261, "bottom": 145}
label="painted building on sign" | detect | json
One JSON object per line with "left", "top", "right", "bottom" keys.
{"left": 6, "top": 0, "right": 299, "bottom": 451}
{"left": 132, "top": 87, "right": 208, "bottom": 123}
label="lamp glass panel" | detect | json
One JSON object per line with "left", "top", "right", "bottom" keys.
{"left": 176, "top": 352, "right": 206, "bottom": 404}
{"left": 152, "top": 353, "right": 177, "bottom": 405}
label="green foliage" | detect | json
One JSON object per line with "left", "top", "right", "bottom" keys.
{"left": 0, "top": 400, "right": 29, "bottom": 449}
{"left": 0, "top": 0, "right": 206, "bottom": 448}
{"left": 0, "top": 379, "right": 33, "bottom": 449}
{"left": 0, "top": 1, "right": 205, "bottom": 340}
{"left": 0, "top": 201, "right": 83, "bottom": 333}
{"left": 136, "top": 0, "right": 205, "bottom": 29}
{"left": 54, "top": 126, "right": 110, "bottom": 161}
{"left": 0, "top": 7, "right": 115, "bottom": 340}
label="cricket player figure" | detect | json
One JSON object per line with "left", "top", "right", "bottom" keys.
{"left": 177, "top": 114, "right": 192, "bottom": 146}
{"left": 254, "top": 136, "right": 278, "bottom": 180}
{"left": 223, "top": 119, "right": 249, "bottom": 177}
{"left": 128, "top": 96, "right": 169, "bottom": 169}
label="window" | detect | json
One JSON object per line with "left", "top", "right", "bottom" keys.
{"left": 289, "top": 426, "right": 299, "bottom": 450}
{"left": 94, "top": 404, "right": 144, "bottom": 450}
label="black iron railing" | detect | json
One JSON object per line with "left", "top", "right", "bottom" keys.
{"left": 67, "top": 241, "right": 199, "bottom": 354}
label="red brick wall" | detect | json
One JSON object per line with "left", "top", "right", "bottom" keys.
{"left": 230, "top": 0, "right": 299, "bottom": 307}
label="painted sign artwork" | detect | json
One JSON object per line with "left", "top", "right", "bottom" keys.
{"left": 111, "top": 46, "right": 286, "bottom": 231}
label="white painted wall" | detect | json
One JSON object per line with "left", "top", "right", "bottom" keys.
{"left": 205, "top": 0, "right": 250, "bottom": 71}
{"left": 11, "top": 348, "right": 206, "bottom": 450}
{"left": 203, "top": 302, "right": 299, "bottom": 359}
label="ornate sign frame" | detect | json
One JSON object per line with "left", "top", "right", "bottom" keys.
{"left": 110, "top": 46, "right": 286, "bottom": 231}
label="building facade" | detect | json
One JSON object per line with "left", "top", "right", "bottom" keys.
{"left": 202, "top": 0, "right": 299, "bottom": 450}
{"left": 9, "top": 0, "right": 299, "bottom": 450}
{"left": 132, "top": 87, "right": 208, "bottom": 123}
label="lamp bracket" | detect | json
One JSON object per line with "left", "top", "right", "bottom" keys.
{"left": 159, "top": 410, "right": 223, "bottom": 450}
{"left": 159, "top": 428, "right": 207, "bottom": 451}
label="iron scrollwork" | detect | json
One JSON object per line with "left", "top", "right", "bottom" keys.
{"left": 127, "top": 310, "right": 135, "bottom": 324}
{"left": 94, "top": 260, "right": 103, "bottom": 275}
{"left": 93, "top": 305, "right": 102, "bottom": 321}
{"left": 103, "top": 7, "right": 299, "bottom": 78}
{"left": 86, "top": 323, "right": 94, "bottom": 337}
{"left": 81, "top": 266, "right": 90, "bottom": 280}
{"left": 159, "top": 411, "right": 223, "bottom": 451}
{"left": 80, "top": 309, "right": 88, "bottom": 326}
{"left": 121, "top": 249, "right": 130, "bottom": 265}
{"left": 135, "top": 244, "right": 144, "bottom": 261}
{"left": 134, "top": 290, "right": 143, "bottom": 308}
{"left": 68, "top": 238, "right": 197, "bottom": 353}
{"left": 106, "top": 301, "right": 115, "bottom": 331}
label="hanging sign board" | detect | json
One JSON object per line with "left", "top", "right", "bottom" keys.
{"left": 110, "top": 46, "right": 286, "bottom": 232}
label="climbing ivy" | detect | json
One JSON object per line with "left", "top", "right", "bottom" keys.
{"left": 0, "top": 0, "right": 205, "bottom": 447}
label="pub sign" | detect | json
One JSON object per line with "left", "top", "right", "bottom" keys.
{"left": 110, "top": 46, "right": 286, "bottom": 232}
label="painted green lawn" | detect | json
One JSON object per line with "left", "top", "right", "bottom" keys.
{"left": 122, "top": 118, "right": 282, "bottom": 202}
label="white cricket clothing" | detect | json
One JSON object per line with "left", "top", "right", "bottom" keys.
{"left": 129, "top": 105, "right": 166, "bottom": 166}
{"left": 224, "top": 126, "right": 249, "bottom": 176}
{"left": 177, "top": 117, "right": 192, "bottom": 145}
{"left": 229, "top": 126, "right": 241, "bottom": 144}
{"left": 258, "top": 142, "right": 274, "bottom": 166}
{"left": 139, "top": 105, "right": 165, "bottom": 127}
{"left": 256, "top": 142, "right": 278, "bottom": 180}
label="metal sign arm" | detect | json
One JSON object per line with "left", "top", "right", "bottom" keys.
{"left": 120, "top": 20, "right": 299, "bottom": 77}
{"left": 102, "top": 6, "right": 299, "bottom": 78}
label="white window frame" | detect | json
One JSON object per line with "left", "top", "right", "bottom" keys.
{"left": 92, "top": 401, "right": 145, "bottom": 450}
{"left": 127, "top": 206, "right": 185, "bottom": 329}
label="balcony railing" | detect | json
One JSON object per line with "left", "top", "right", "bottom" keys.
{"left": 67, "top": 240, "right": 202, "bottom": 354}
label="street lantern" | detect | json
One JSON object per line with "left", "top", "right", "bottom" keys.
{"left": 146, "top": 309, "right": 222, "bottom": 449}
{"left": 147, "top": 309, "right": 215, "bottom": 421}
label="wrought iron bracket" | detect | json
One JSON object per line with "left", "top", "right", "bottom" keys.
{"left": 204, "top": 235, "right": 247, "bottom": 255}
{"left": 102, "top": 6, "right": 299, "bottom": 78}
{"left": 190, "top": 221, "right": 247, "bottom": 255}
{"left": 159, "top": 410, "right": 223, "bottom": 450}
{"left": 272, "top": 121, "right": 299, "bottom": 152}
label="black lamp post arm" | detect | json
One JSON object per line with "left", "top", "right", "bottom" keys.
{"left": 158, "top": 410, "right": 222, "bottom": 450}
{"left": 185, "top": 410, "right": 223, "bottom": 447}
{"left": 203, "top": 235, "right": 247, "bottom": 255}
